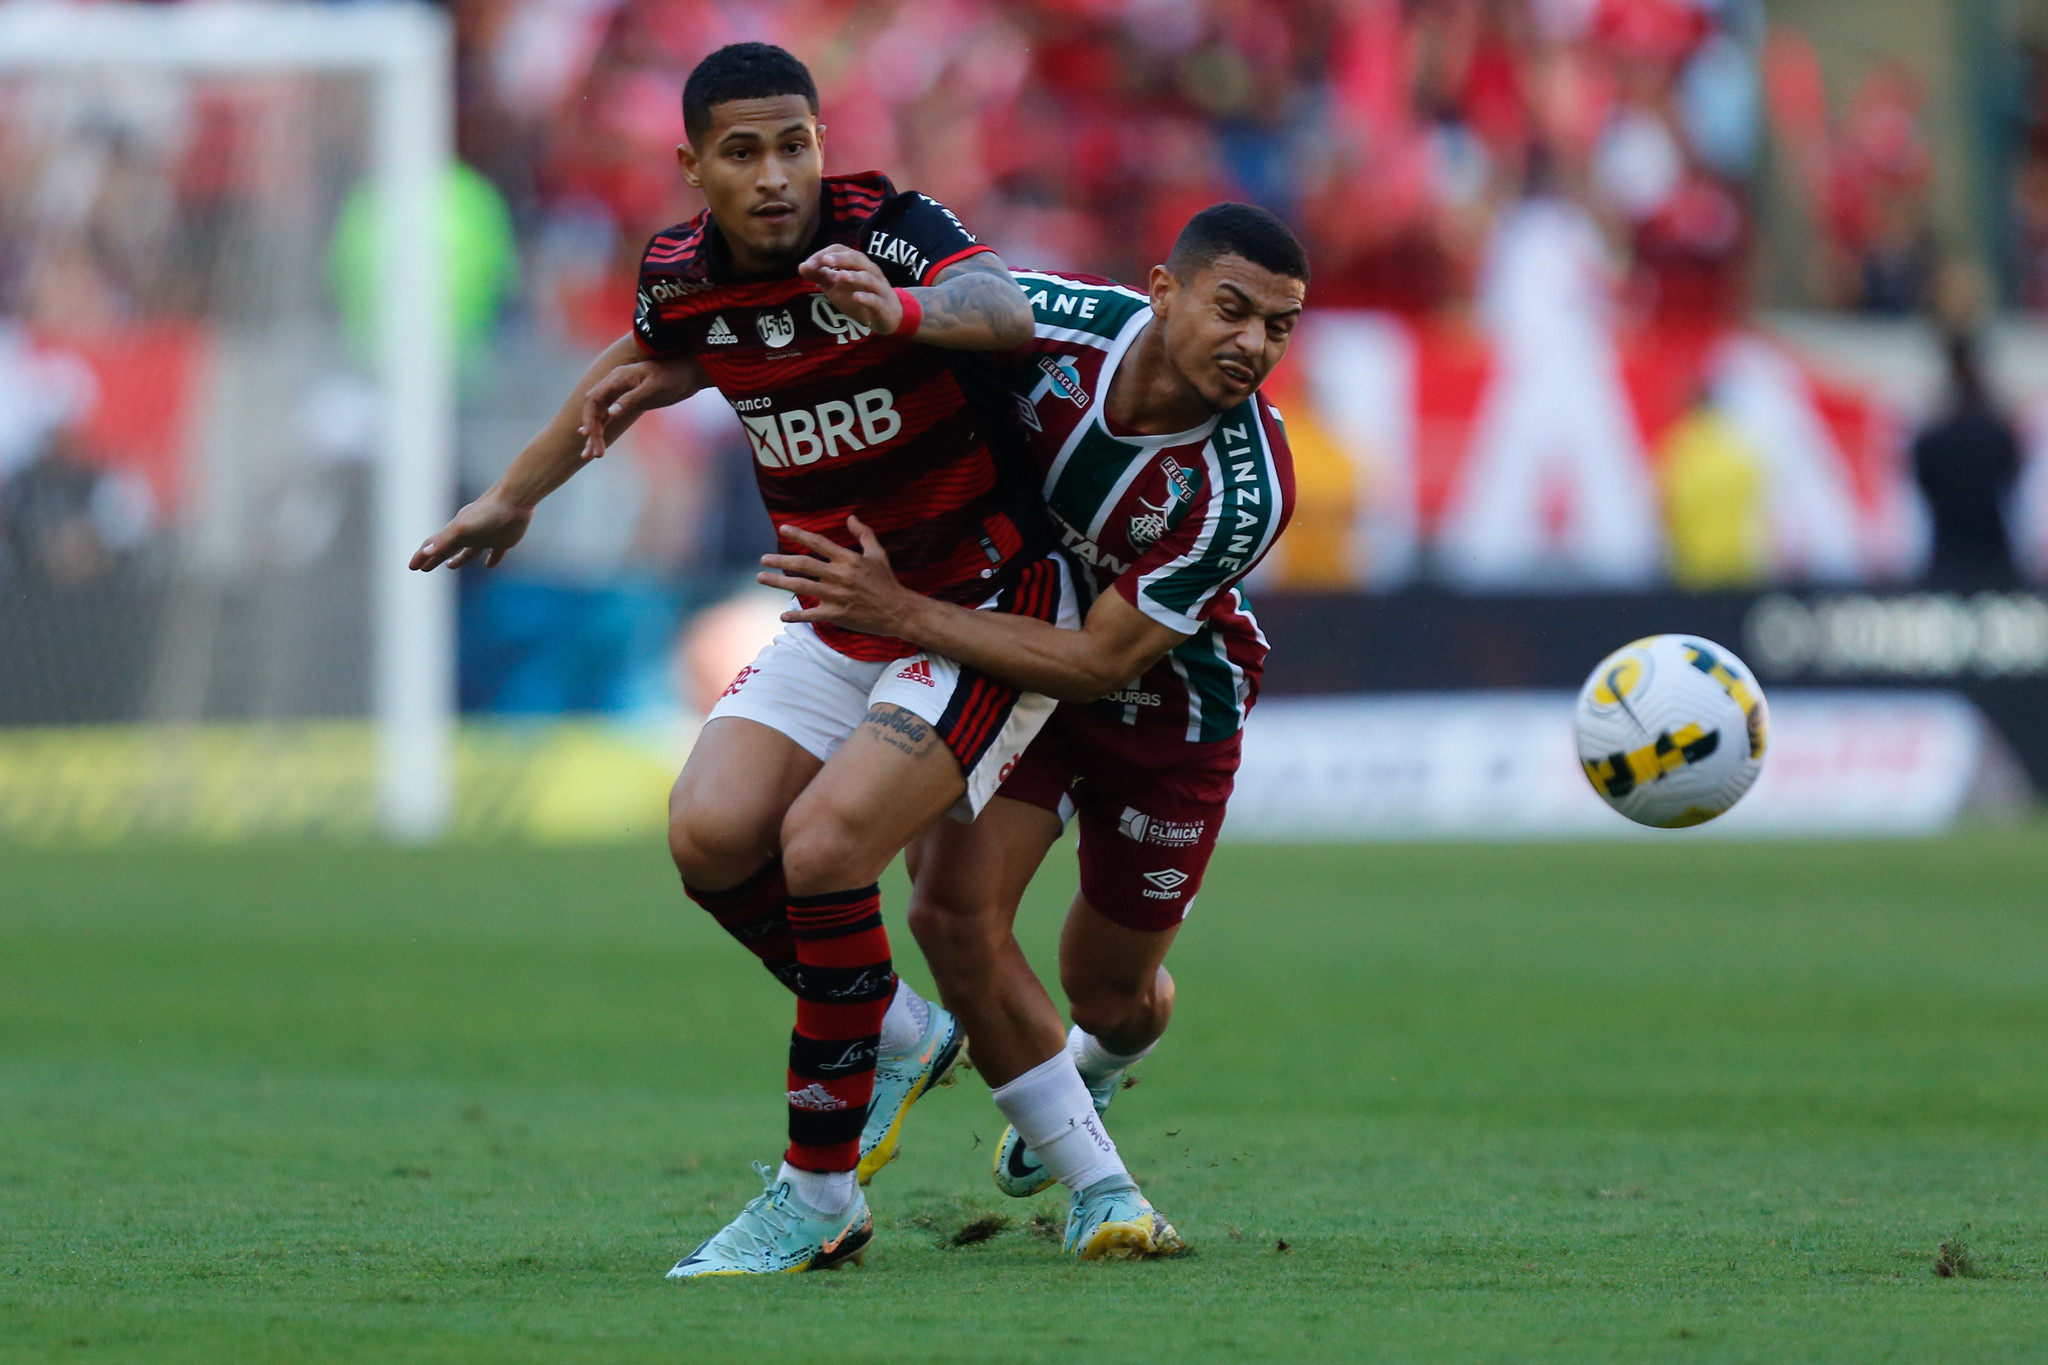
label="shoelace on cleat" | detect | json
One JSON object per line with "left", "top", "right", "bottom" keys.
{"left": 707, "top": 1163, "right": 806, "bottom": 1259}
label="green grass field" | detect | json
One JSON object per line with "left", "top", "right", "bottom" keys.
{"left": 4, "top": 830, "right": 2047, "bottom": 1362}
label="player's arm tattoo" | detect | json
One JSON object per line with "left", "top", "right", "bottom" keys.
{"left": 914, "top": 253, "right": 1033, "bottom": 350}
{"left": 859, "top": 706, "right": 936, "bottom": 758}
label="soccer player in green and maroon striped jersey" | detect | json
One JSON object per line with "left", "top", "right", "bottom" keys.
{"left": 760, "top": 204, "right": 1306, "bottom": 1258}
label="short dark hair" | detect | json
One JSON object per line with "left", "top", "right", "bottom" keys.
{"left": 681, "top": 43, "right": 819, "bottom": 143}
{"left": 1167, "top": 203, "right": 1310, "bottom": 285}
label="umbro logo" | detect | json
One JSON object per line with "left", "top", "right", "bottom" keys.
{"left": 1140, "top": 867, "right": 1190, "bottom": 899}
{"left": 705, "top": 315, "right": 738, "bottom": 344}
{"left": 896, "top": 659, "right": 937, "bottom": 687}
{"left": 787, "top": 1082, "right": 848, "bottom": 1111}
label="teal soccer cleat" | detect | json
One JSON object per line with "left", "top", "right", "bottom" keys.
{"left": 1064, "top": 1176, "right": 1188, "bottom": 1261}
{"left": 856, "top": 998, "right": 966, "bottom": 1185}
{"left": 992, "top": 1065, "right": 1125, "bottom": 1198}
{"left": 666, "top": 1163, "right": 873, "bottom": 1279}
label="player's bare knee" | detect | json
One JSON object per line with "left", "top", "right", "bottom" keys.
{"left": 779, "top": 806, "right": 870, "bottom": 896}
{"left": 669, "top": 822, "right": 750, "bottom": 889}
{"left": 904, "top": 891, "right": 949, "bottom": 953}
{"left": 907, "top": 888, "right": 1005, "bottom": 971}
{"left": 668, "top": 794, "right": 770, "bottom": 890}
{"left": 1066, "top": 989, "right": 1147, "bottom": 1042}
{"left": 1066, "top": 964, "right": 1171, "bottom": 1041}
{"left": 905, "top": 894, "right": 965, "bottom": 976}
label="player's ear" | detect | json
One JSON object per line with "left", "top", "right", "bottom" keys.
{"left": 1148, "top": 263, "right": 1177, "bottom": 317}
{"left": 676, "top": 141, "right": 701, "bottom": 188}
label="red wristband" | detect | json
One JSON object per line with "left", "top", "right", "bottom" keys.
{"left": 893, "top": 287, "right": 923, "bottom": 339}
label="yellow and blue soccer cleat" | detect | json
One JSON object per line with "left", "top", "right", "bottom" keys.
{"left": 856, "top": 1000, "right": 966, "bottom": 1185}
{"left": 1064, "top": 1176, "right": 1188, "bottom": 1261}
{"left": 666, "top": 1163, "right": 873, "bottom": 1279}
{"left": 992, "top": 1065, "right": 1125, "bottom": 1198}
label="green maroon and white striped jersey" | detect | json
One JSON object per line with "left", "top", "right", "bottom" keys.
{"left": 1005, "top": 271, "right": 1295, "bottom": 743}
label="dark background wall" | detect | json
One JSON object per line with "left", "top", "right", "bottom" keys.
{"left": 1256, "top": 588, "right": 2048, "bottom": 788}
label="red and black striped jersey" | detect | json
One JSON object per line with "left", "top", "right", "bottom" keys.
{"left": 634, "top": 172, "right": 1038, "bottom": 661}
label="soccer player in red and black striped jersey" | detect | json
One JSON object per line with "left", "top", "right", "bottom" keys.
{"left": 411, "top": 43, "right": 1069, "bottom": 1278}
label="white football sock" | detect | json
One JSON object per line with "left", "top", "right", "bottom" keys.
{"left": 990, "top": 1052, "right": 1130, "bottom": 1193}
{"left": 1069, "top": 1023, "right": 1155, "bottom": 1084}
{"left": 778, "top": 1161, "right": 857, "bottom": 1216}
{"left": 877, "top": 977, "right": 930, "bottom": 1057}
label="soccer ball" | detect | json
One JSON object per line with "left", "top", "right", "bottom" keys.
{"left": 1575, "top": 634, "right": 1769, "bottom": 828}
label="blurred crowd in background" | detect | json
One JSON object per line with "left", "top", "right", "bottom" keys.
{"left": 2, "top": 0, "right": 2047, "bottom": 723}
{"left": 455, "top": 0, "right": 1954, "bottom": 327}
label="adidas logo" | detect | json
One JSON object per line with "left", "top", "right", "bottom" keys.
{"left": 705, "top": 315, "right": 738, "bottom": 344}
{"left": 787, "top": 1082, "right": 848, "bottom": 1112}
{"left": 896, "top": 659, "right": 936, "bottom": 687}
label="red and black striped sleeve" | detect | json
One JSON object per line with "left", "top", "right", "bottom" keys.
{"left": 856, "top": 191, "right": 996, "bottom": 288}
{"left": 632, "top": 217, "right": 710, "bottom": 356}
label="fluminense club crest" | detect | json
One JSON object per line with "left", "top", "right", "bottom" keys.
{"left": 1127, "top": 458, "right": 1195, "bottom": 550}
{"left": 1127, "top": 493, "right": 1174, "bottom": 550}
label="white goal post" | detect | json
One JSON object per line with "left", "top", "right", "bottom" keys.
{"left": 0, "top": 1, "right": 456, "bottom": 840}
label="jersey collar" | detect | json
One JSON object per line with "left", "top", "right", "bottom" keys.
{"left": 697, "top": 173, "right": 897, "bottom": 285}
{"left": 1091, "top": 309, "right": 1222, "bottom": 452}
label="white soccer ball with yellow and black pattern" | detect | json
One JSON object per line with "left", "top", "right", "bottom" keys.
{"left": 1575, "top": 634, "right": 1769, "bottom": 828}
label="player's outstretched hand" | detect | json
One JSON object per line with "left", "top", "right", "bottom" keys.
{"left": 410, "top": 493, "right": 533, "bottom": 572}
{"left": 759, "top": 516, "right": 912, "bottom": 634}
{"left": 797, "top": 246, "right": 907, "bottom": 336}
{"left": 578, "top": 359, "right": 694, "bottom": 460}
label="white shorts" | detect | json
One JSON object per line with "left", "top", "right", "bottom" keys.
{"left": 707, "top": 555, "right": 1078, "bottom": 820}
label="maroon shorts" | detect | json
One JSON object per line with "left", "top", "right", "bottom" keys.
{"left": 996, "top": 704, "right": 1240, "bottom": 932}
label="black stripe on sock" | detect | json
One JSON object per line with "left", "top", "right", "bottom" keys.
{"left": 788, "top": 962, "right": 897, "bottom": 1004}
{"left": 789, "top": 1032, "right": 880, "bottom": 1080}
{"left": 788, "top": 1105, "right": 868, "bottom": 1149}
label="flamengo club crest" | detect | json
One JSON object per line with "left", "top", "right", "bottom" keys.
{"left": 811, "top": 295, "right": 871, "bottom": 344}
{"left": 757, "top": 308, "right": 796, "bottom": 348}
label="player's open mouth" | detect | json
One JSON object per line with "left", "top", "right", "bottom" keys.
{"left": 1215, "top": 359, "right": 1254, "bottom": 387}
{"left": 753, "top": 202, "right": 798, "bottom": 222}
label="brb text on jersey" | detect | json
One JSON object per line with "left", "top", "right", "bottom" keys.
{"left": 634, "top": 173, "right": 1038, "bottom": 661}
